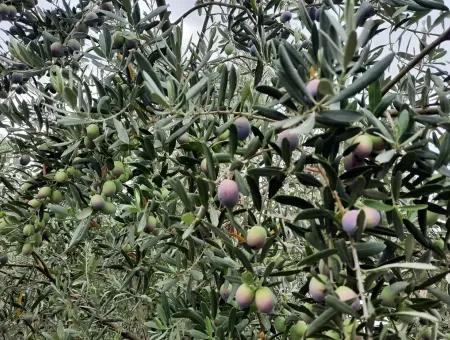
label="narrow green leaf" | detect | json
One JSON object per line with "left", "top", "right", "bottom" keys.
{"left": 329, "top": 53, "right": 395, "bottom": 103}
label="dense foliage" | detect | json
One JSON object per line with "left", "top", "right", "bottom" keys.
{"left": 0, "top": 0, "right": 450, "bottom": 338}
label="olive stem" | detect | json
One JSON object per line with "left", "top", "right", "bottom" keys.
{"left": 350, "top": 239, "right": 373, "bottom": 340}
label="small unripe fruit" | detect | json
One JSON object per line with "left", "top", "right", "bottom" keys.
{"left": 23, "top": 224, "right": 34, "bottom": 237}
{"left": 0, "top": 254, "right": 8, "bottom": 266}
{"left": 90, "top": 194, "right": 106, "bottom": 211}
{"left": 28, "top": 199, "right": 42, "bottom": 209}
{"left": 234, "top": 117, "right": 251, "bottom": 140}
{"left": 19, "top": 155, "right": 30, "bottom": 165}
{"left": 22, "top": 243, "right": 33, "bottom": 255}
{"left": 306, "top": 78, "right": 320, "bottom": 98}
{"left": 84, "top": 12, "right": 98, "bottom": 27}
{"left": 276, "top": 129, "right": 299, "bottom": 151}
{"left": 86, "top": 124, "right": 100, "bottom": 139}
{"left": 352, "top": 134, "right": 373, "bottom": 158}
{"left": 219, "top": 282, "right": 232, "bottom": 300}
{"left": 289, "top": 320, "right": 308, "bottom": 340}
{"left": 66, "top": 39, "right": 81, "bottom": 53}
{"left": 249, "top": 44, "right": 257, "bottom": 56}
{"left": 280, "top": 11, "right": 292, "bottom": 23}
{"left": 50, "top": 42, "right": 64, "bottom": 57}
{"left": 54, "top": 170, "right": 68, "bottom": 183}
{"left": 6, "top": 5, "right": 17, "bottom": 19}
{"left": 235, "top": 283, "right": 254, "bottom": 309}
{"left": 246, "top": 225, "right": 267, "bottom": 250}
{"left": 255, "top": 287, "right": 276, "bottom": 313}
{"left": 200, "top": 158, "right": 208, "bottom": 173}
{"left": 75, "top": 23, "right": 89, "bottom": 35}
{"left": 102, "top": 180, "right": 116, "bottom": 197}
{"left": 112, "top": 32, "right": 125, "bottom": 49}
{"left": 224, "top": 43, "right": 235, "bottom": 55}
{"left": 103, "top": 201, "right": 116, "bottom": 215}
{"left": 144, "top": 215, "right": 158, "bottom": 233}
{"left": 335, "top": 286, "right": 361, "bottom": 311}
{"left": 362, "top": 207, "right": 380, "bottom": 228}
{"left": 111, "top": 161, "right": 125, "bottom": 177}
{"left": 343, "top": 153, "right": 364, "bottom": 171}
{"left": 380, "top": 286, "right": 398, "bottom": 307}
{"left": 37, "top": 186, "right": 52, "bottom": 199}
{"left": 0, "top": 4, "right": 8, "bottom": 19}
{"left": 11, "top": 72, "right": 23, "bottom": 84}
{"left": 218, "top": 179, "right": 239, "bottom": 208}
{"left": 341, "top": 209, "right": 363, "bottom": 235}
{"left": 308, "top": 274, "right": 328, "bottom": 302}
{"left": 274, "top": 316, "right": 286, "bottom": 333}
{"left": 51, "top": 190, "right": 63, "bottom": 203}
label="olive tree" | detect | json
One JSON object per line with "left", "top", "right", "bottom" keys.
{"left": 0, "top": 0, "right": 450, "bottom": 339}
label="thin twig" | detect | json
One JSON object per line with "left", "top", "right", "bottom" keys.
{"left": 381, "top": 27, "right": 450, "bottom": 95}
{"left": 350, "top": 239, "right": 373, "bottom": 340}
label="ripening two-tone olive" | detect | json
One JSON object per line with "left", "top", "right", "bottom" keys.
{"left": 90, "top": 194, "right": 106, "bottom": 211}
{"left": 352, "top": 134, "right": 373, "bottom": 158}
{"left": 37, "top": 186, "right": 52, "bottom": 199}
{"left": 343, "top": 153, "right": 364, "bottom": 171}
{"left": 246, "top": 225, "right": 267, "bottom": 250}
{"left": 341, "top": 207, "right": 381, "bottom": 235}
{"left": 276, "top": 129, "right": 299, "bottom": 151}
{"left": 50, "top": 42, "right": 65, "bottom": 58}
{"left": 235, "top": 283, "right": 254, "bottom": 309}
{"left": 308, "top": 274, "right": 328, "bottom": 302}
{"left": 144, "top": 215, "right": 158, "bottom": 234}
{"left": 219, "top": 282, "right": 232, "bottom": 301}
{"left": 254, "top": 287, "right": 276, "bottom": 313}
{"left": 335, "top": 286, "right": 361, "bottom": 311}
{"left": 102, "top": 180, "right": 116, "bottom": 197}
{"left": 111, "top": 161, "right": 125, "bottom": 177}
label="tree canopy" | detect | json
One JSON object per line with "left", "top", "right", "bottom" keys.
{"left": 0, "top": 0, "right": 450, "bottom": 339}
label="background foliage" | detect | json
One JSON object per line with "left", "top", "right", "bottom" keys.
{"left": 0, "top": 0, "right": 450, "bottom": 339}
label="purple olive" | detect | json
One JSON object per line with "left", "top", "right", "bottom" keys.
{"left": 218, "top": 179, "right": 239, "bottom": 208}
{"left": 280, "top": 11, "right": 292, "bottom": 23}
{"left": 306, "top": 79, "right": 320, "bottom": 98}
{"left": 234, "top": 117, "right": 251, "bottom": 140}
{"left": 343, "top": 153, "right": 364, "bottom": 171}
{"left": 276, "top": 129, "right": 299, "bottom": 151}
{"left": 341, "top": 209, "right": 364, "bottom": 235}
